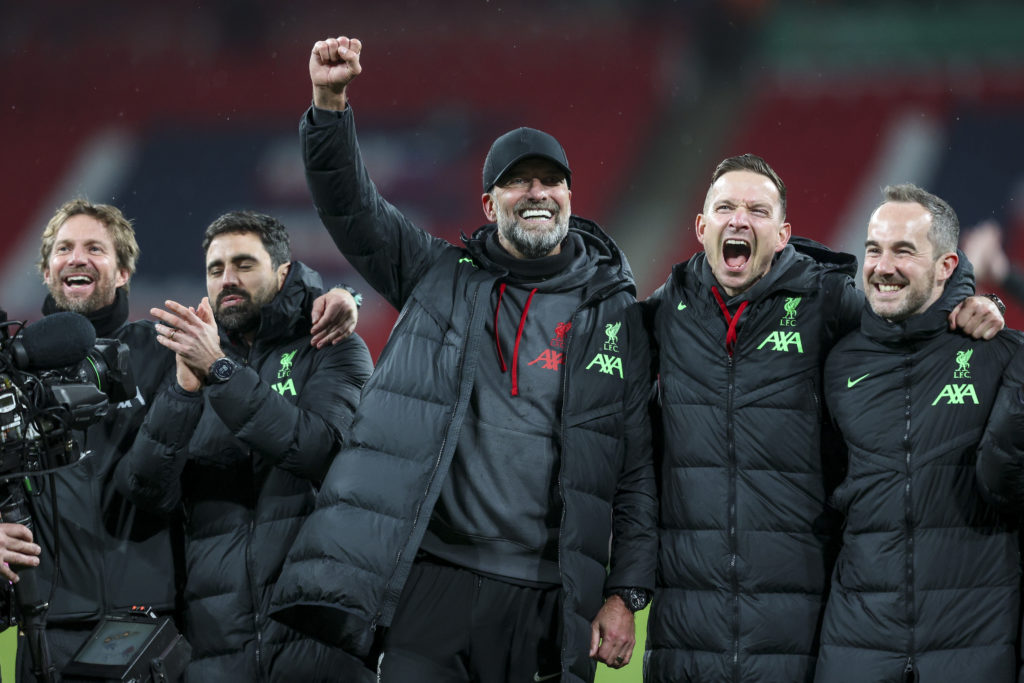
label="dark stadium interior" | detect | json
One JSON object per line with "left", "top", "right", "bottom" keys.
{"left": 4, "top": 0, "right": 1024, "bottom": 356}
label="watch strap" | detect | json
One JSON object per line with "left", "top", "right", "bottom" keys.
{"left": 609, "top": 587, "right": 651, "bottom": 613}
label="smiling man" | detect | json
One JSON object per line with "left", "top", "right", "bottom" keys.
{"left": 44, "top": 212, "right": 130, "bottom": 312}
{"left": 20, "top": 200, "right": 362, "bottom": 680}
{"left": 116, "top": 210, "right": 373, "bottom": 682}
{"left": 267, "top": 36, "right": 657, "bottom": 683}
{"left": 815, "top": 184, "right": 1023, "bottom": 682}
{"left": 22, "top": 200, "right": 179, "bottom": 680}
{"left": 643, "top": 159, "right": 1006, "bottom": 683}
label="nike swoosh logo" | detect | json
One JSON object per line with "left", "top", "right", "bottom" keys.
{"left": 533, "top": 672, "right": 560, "bottom": 682}
{"left": 847, "top": 373, "right": 870, "bottom": 388}
{"left": 677, "top": 302, "right": 687, "bottom": 311}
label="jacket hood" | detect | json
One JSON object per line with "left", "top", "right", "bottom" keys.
{"left": 789, "top": 236, "right": 858, "bottom": 278}
{"left": 859, "top": 248, "right": 975, "bottom": 346}
{"left": 461, "top": 215, "right": 636, "bottom": 299}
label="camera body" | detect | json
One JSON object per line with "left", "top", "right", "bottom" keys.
{"left": 0, "top": 313, "right": 189, "bottom": 682}
{"left": 0, "top": 336, "right": 134, "bottom": 474}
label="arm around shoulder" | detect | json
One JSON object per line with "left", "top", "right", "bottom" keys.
{"left": 977, "top": 343, "right": 1024, "bottom": 514}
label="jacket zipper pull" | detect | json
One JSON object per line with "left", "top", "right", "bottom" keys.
{"left": 903, "top": 656, "right": 915, "bottom": 682}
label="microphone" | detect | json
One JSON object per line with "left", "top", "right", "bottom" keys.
{"left": 10, "top": 312, "right": 97, "bottom": 371}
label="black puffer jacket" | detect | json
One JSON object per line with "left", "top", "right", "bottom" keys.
{"left": 117, "top": 262, "right": 373, "bottom": 683}
{"left": 976, "top": 344, "right": 1024, "bottom": 514}
{"left": 644, "top": 240, "right": 861, "bottom": 683}
{"left": 27, "top": 292, "right": 178, "bottom": 626}
{"left": 815, "top": 265, "right": 1023, "bottom": 683}
{"left": 269, "top": 106, "right": 657, "bottom": 683}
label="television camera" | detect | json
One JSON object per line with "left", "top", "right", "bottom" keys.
{"left": 0, "top": 310, "right": 188, "bottom": 682}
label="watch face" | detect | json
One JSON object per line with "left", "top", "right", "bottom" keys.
{"left": 211, "top": 358, "right": 236, "bottom": 382}
{"left": 621, "top": 589, "right": 648, "bottom": 612}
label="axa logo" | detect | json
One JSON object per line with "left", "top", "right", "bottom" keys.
{"left": 587, "top": 319, "right": 624, "bottom": 379}
{"left": 931, "top": 383, "right": 979, "bottom": 406}
{"left": 586, "top": 353, "right": 623, "bottom": 379}
{"left": 277, "top": 349, "right": 298, "bottom": 379}
{"left": 954, "top": 348, "right": 973, "bottom": 379}
{"left": 529, "top": 322, "right": 572, "bottom": 372}
{"left": 272, "top": 378, "right": 297, "bottom": 397}
{"left": 757, "top": 330, "right": 804, "bottom": 353}
{"left": 529, "top": 349, "right": 564, "bottom": 371}
{"left": 781, "top": 297, "right": 801, "bottom": 327}
{"left": 115, "top": 386, "right": 146, "bottom": 410}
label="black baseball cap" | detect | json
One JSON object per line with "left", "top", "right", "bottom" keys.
{"left": 482, "top": 127, "right": 572, "bottom": 192}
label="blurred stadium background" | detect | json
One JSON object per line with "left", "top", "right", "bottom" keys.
{"left": 2, "top": 0, "right": 1024, "bottom": 680}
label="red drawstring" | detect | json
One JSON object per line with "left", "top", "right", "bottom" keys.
{"left": 510, "top": 288, "right": 537, "bottom": 396}
{"left": 494, "top": 283, "right": 538, "bottom": 396}
{"left": 711, "top": 286, "right": 748, "bottom": 357}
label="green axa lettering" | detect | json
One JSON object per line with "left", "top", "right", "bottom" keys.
{"left": 586, "top": 353, "right": 623, "bottom": 379}
{"left": 272, "top": 378, "right": 297, "bottom": 396}
{"left": 931, "top": 383, "right": 979, "bottom": 406}
{"left": 757, "top": 330, "right": 804, "bottom": 353}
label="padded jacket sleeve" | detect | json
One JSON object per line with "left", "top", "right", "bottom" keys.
{"left": 302, "top": 105, "right": 452, "bottom": 310}
{"left": 115, "top": 382, "right": 203, "bottom": 515}
{"left": 605, "top": 302, "right": 658, "bottom": 593}
{"left": 977, "top": 343, "right": 1024, "bottom": 514}
{"left": 205, "top": 334, "right": 372, "bottom": 483}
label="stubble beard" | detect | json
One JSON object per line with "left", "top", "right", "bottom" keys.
{"left": 869, "top": 275, "right": 936, "bottom": 323}
{"left": 215, "top": 284, "right": 277, "bottom": 336}
{"left": 47, "top": 271, "right": 116, "bottom": 314}
{"left": 496, "top": 201, "right": 570, "bottom": 259}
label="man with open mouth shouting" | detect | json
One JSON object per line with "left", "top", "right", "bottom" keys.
{"left": 643, "top": 156, "right": 1005, "bottom": 683}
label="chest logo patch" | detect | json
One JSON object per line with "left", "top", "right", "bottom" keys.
{"left": 278, "top": 350, "right": 298, "bottom": 379}
{"left": 551, "top": 322, "right": 572, "bottom": 350}
{"left": 954, "top": 348, "right": 973, "bottom": 378}
{"left": 781, "top": 297, "right": 801, "bottom": 327}
{"left": 586, "top": 319, "right": 625, "bottom": 380}
{"left": 529, "top": 322, "right": 572, "bottom": 372}
{"left": 933, "top": 348, "right": 978, "bottom": 405}
{"left": 603, "top": 321, "right": 621, "bottom": 352}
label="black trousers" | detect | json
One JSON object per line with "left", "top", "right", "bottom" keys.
{"left": 380, "top": 558, "right": 562, "bottom": 683}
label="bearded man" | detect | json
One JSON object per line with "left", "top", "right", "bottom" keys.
{"left": 267, "top": 36, "right": 657, "bottom": 683}
{"left": 116, "top": 210, "right": 374, "bottom": 682}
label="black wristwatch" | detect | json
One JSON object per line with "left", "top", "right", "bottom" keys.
{"left": 337, "top": 284, "right": 363, "bottom": 309}
{"left": 207, "top": 357, "right": 239, "bottom": 384}
{"left": 610, "top": 587, "right": 651, "bottom": 613}
{"left": 981, "top": 293, "right": 1007, "bottom": 317}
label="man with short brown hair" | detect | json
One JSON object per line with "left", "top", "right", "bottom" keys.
{"left": 815, "top": 184, "right": 1023, "bottom": 682}
{"left": 117, "top": 209, "right": 374, "bottom": 682}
